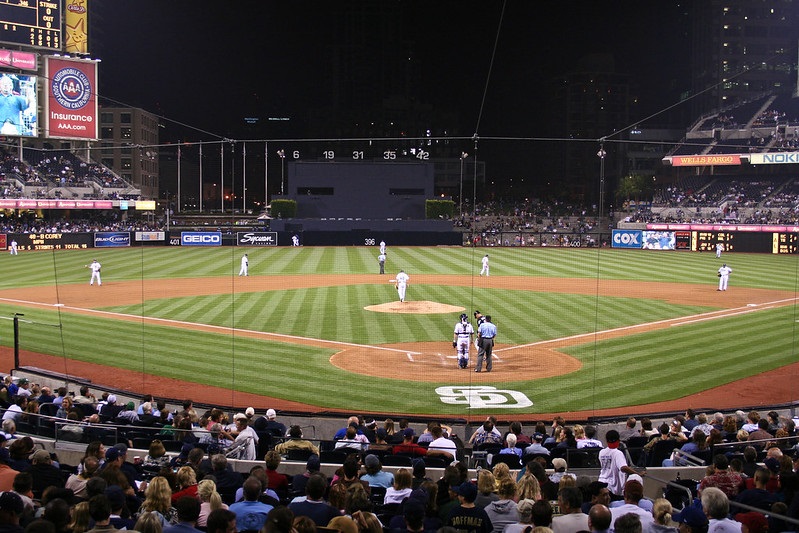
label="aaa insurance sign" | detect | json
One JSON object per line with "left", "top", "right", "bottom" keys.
{"left": 45, "top": 57, "right": 98, "bottom": 140}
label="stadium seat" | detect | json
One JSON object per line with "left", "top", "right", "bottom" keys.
{"left": 490, "top": 453, "right": 522, "bottom": 469}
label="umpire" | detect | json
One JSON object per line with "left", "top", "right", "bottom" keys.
{"left": 475, "top": 315, "right": 497, "bottom": 372}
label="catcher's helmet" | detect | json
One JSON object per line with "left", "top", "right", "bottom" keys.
{"left": 460, "top": 313, "right": 468, "bottom": 322}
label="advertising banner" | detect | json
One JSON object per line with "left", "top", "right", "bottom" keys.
{"left": 94, "top": 232, "right": 130, "bottom": 248}
{"left": 611, "top": 229, "right": 643, "bottom": 249}
{"left": 236, "top": 232, "right": 278, "bottom": 246}
{"left": 64, "top": 1, "right": 89, "bottom": 54}
{"left": 642, "top": 231, "right": 676, "bottom": 250}
{"left": 44, "top": 56, "right": 98, "bottom": 140}
{"left": 671, "top": 154, "right": 742, "bottom": 167}
{"left": 135, "top": 232, "right": 166, "bottom": 242}
{"left": 181, "top": 232, "right": 222, "bottom": 246}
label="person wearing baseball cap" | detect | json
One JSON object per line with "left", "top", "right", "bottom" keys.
{"left": 392, "top": 428, "right": 427, "bottom": 457}
{"left": 673, "top": 504, "right": 709, "bottom": 533}
{"left": 446, "top": 482, "right": 492, "bottom": 532}
{"left": 598, "top": 430, "right": 641, "bottom": 498}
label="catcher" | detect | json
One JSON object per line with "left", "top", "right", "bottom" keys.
{"left": 453, "top": 313, "right": 475, "bottom": 369}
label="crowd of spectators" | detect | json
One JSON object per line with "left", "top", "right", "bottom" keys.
{"left": 2, "top": 380, "right": 799, "bottom": 533}
{"left": 0, "top": 149, "right": 136, "bottom": 201}
{"left": 0, "top": 214, "right": 164, "bottom": 234}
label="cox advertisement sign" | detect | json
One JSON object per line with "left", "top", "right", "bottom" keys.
{"left": 237, "top": 232, "right": 277, "bottom": 246}
{"left": 181, "top": 232, "right": 222, "bottom": 246}
{"left": 612, "top": 230, "right": 642, "bottom": 249}
{"left": 94, "top": 232, "right": 130, "bottom": 248}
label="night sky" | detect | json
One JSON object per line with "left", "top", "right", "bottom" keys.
{"left": 87, "top": 1, "right": 691, "bottom": 200}
{"left": 90, "top": 1, "right": 689, "bottom": 140}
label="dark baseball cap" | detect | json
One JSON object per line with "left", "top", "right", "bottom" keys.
{"left": 453, "top": 482, "right": 477, "bottom": 502}
{"left": 673, "top": 506, "right": 708, "bottom": 529}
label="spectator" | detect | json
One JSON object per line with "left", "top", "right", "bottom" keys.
{"left": 361, "top": 454, "right": 393, "bottom": 489}
{"left": 609, "top": 480, "right": 654, "bottom": 531}
{"left": 384, "top": 468, "right": 413, "bottom": 505}
{"left": 446, "top": 482, "right": 492, "bottom": 533}
{"left": 29, "top": 450, "right": 64, "bottom": 500}
{"left": 551, "top": 486, "right": 588, "bottom": 533}
{"left": 700, "top": 487, "right": 741, "bottom": 533}
{"left": 205, "top": 509, "right": 236, "bottom": 533}
{"left": 598, "top": 430, "right": 638, "bottom": 498}
{"left": 288, "top": 473, "right": 339, "bottom": 526}
{"left": 484, "top": 477, "right": 518, "bottom": 533}
{"left": 699, "top": 455, "right": 743, "bottom": 499}
{"left": 163, "top": 496, "right": 203, "bottom": 533}
{"left": 137, "top": 476, "right": 178, "bottom": 526}
{"left": 196, "top": 479, "right": 227, "bottom": 528}
{"left": 0, "top": 448, "right": 19, "bottom": 492}
{"left": 274, "top": 426, "right": 320, "bottom": 456}
{"left": 228, "top": 477, "right": 273, "bottom": 532}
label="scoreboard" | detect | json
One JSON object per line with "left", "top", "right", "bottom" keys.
{"left": 0, "top": 0, "right": 61, "bottom": 51}
{"left": 687, "top": 230, "right": 799, "bottom": 254}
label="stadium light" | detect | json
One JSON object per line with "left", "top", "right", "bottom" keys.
{"left": 277, "top": 149, "right": 286, "bottom": 196}
{"left": 459, "top": 152, "right": 469, "bottom": 217}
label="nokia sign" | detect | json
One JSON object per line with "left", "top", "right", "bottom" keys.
{"left": 181, "top": 232, "right": 222, "bottom": 246}
{"left": 237, "top": 232, "right": 277, "bottom": 246}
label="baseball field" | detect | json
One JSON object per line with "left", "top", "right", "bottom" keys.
{"left": 0, "top": 244, "right": 796, "bottom": 420}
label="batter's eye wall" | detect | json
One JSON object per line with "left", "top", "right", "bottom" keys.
{"left": 288, "top": 161, "right": 434, "bottom": 219}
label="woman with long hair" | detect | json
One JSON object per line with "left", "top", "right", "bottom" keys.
{"left": 516, "top": 472, "right": 542, "bottom": 501}
{"left": 197, "top": 479, "right": 228, "bottom": 527}
{"left": 68, "top": 502, "right": 91, "bottom": 533}
{"left": 137, "top": 476, "right": 178, "bottom": 525}
{"left": 134, "top": 511, "right": 164, "bottom": 533}
{"left": 170, "top": 466, "right": 199, "bottom": 503}
{"left": 650, "top": 498, "right": 678, "bottom": 533}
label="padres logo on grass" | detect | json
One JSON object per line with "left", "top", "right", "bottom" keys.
{"left": 436, "top": 386, "right": 532, "bottom": 409}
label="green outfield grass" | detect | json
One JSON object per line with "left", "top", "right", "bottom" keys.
{"left": 0, "top": 246, "right": 797, "bottom": 415}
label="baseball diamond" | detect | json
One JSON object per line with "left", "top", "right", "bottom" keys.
{"left": 0, "top": 245, "right": 797, "bottom": 420}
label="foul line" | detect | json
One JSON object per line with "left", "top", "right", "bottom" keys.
{"left": 496, "top": 296, "right": 799, "bottom": 354}
{"left": 0, "top": 297, "right": 422, "bottom": 355}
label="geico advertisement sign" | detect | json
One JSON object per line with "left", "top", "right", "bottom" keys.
{"left": 612, "top": 230, "right": 642, "bottom": 248}
{"left": 181, "top": 232, "right": 222, "bottom": 246}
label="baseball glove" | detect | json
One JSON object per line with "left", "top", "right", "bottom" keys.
{"left": 717, "top": 273, "right": 721, "bottom": 277}
{"left": 452, "top": 341, "right": 457, "bottom": 349}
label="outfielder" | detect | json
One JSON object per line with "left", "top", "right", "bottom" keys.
{"left": 453, "top": 313, "right": 475, "bottom": 369}
{"left": 239, "top": 253, "right": 249, "bottom": 276}
{"left": 379, "top": 240, "right": 386, "bottom": 254}
{"left": 480, "top": 254, "right": 490, "bottom": 276}
{"left": 395, "top": 270, "right": 409, "bottom": 302}
{"left": 717, "top": 263, "right": 732, "bottom": 291}
{"left": 87, "top": 259, "right": 102, "bottom": 286}
{"left": 716, "top": 243, "right": 724, "bottom": 258}
{"left": 8, "top": 240, "right": 17, "bottom": 255}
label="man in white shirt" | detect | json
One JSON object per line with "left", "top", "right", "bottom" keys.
{"left": 598, "top": 430, "right": 639, "bottom": 498}
{"left": 702, "top": 487, "right": 742, "bottom": 533}
{"left": 428, "top": 424, "right": 457, "bottom": 461}
{"left": 609, "top": 479, "right": 654, "bottom": 530}
{"left": 239, "top": 253, "right": 249, "bottom": 276}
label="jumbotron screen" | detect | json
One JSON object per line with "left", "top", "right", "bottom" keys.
{"left": 0, "top": 71, "right": 38, "bottom": 137}
{"left": 0, "top": 1, "right": 62, "bottom": 51}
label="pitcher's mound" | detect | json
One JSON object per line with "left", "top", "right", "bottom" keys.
{"left": 365, "top": 301, "right": 463, "bottom": 314}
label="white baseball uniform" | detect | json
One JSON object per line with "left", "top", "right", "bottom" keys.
{"left": 716, "top": 243, "right": 723, "bottom": 258}
{"left": 379, "top": 240, "right": 386, "bottom": 254}
{"left": 292, "top": 235, "right": 300, "bottom": 246}
{"left": 8, "top": 240, "right": 17, "bottom": 255}
{"left": 718, "top": 264, "right": 732, "bottom": 291}
{"left": 89, "top": 260, "right": 102, "bottom": 286}
{"left": 395, "top": 271, "right": 409, "bottom": 302}
{"left": 480, "top": 254, "right": 490, "bottom": 276}
{"left": 239, "top": 254, "right": 249, "bottom": 276}
{"left": 454, "top": 319, "right": 475, "bottom": 368}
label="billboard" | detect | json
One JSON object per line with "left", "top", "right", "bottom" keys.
{"left": 642, "top": 231, "right": 676, "bottom": 250}
{"left": 0, "top": 72, "right": 37, "bottom": 137}
{"left": 236, "top": 232, "right": 278, "bottom": 246}
{"left": 64, "top": 1, "right": 88, "bottom": 54}
{"left": 44, "top": 56, "right": 98, "bottom": 140}
{"left": 611, "top": 230, "right": 642, "bottom": 249}
{"left": 94, "top": 232, "right": 131, "bottom": 248}
{"left": 181, "top": 232, "right": 222, "bottom": 246}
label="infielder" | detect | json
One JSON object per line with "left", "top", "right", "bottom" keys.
{"left": 87, "top": 259, "right": 102, "bottom": 286}
{"left": 480, "top": 254, "right": 490, "bottom": 276}
{"left": 239, "top": 253, "right": 249, "bottom": 276}
{"left": 395, "top": 270, "right": 409, "bottom": 302}
{"left": 716, "top": 243, "right": 724, "bottom": 258}
{"left": 8, "top": 239, "right": 17, "bottom": 255}
{"left": 453, "top": 313, "right": 475, "bottom": 369}
{"left": 717, "top": 263, "right": 732, "bottom": 291}
{"left": 379, "top": 240, "right": 386, "bottom": 254}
